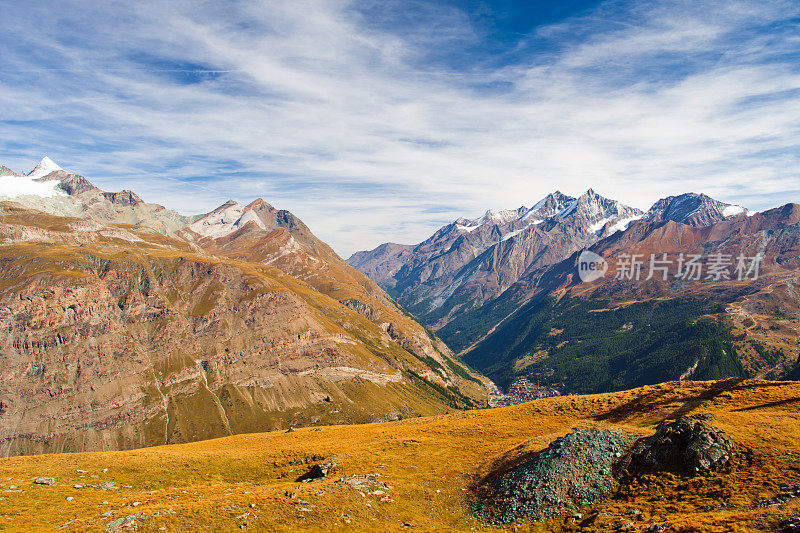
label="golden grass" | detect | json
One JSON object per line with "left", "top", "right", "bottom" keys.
{"left": 0, "top": 379, "right": 798, "bottom": 532}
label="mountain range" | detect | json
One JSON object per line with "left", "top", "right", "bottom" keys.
{"left": 348, "top": 189, "right": 748, "bottom": 327}
{"left": 0, "top": 158, "right": 486, "bottom": 457}
{"left": 349, "top": 189, "right": 799, "bottom": 393}
{"left": 2, "top": 157, "right": 798, "bottom": 459}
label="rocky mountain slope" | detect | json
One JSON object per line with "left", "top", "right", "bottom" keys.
{"left": 349, "top": 190, "right": 792, "bottom": 395}
{"left": 647, "top": 192, "right": 747, "bottom": 225}
{"left": 456, "top": 201, "right": 800, "bottom": 393}
{"left": 349, "top": 189, "right": 643, "bottom": 328}
{"left": 1, "top": 378, "right": 798, "bottom": 532}
{"left": 0, "top": 159, "right": 486, "bottom": 457}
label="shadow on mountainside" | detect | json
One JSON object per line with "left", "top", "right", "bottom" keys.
{"left": 732, "top": 397, "right": 800, "bottom": 411}
{"left": 595, "top": 378, "right": 746, "bottom": 423}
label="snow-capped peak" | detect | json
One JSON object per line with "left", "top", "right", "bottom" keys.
{"left": 27, "top": 157, "right": 63, "bottom": 179}
{"left": 522, "top": 191, "right": 576, "bottom": 221}
{"left": 449, "top": 190, "right": 641, "bottom": 239}
{"left": 474, "top": 209, "right": 521, "bottom": 226}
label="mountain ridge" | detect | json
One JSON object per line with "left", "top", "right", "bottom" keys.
{"left": 0, "top": 159, "right": 487, "bottom": 457}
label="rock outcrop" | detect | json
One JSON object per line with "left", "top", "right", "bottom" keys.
{"left": 474, "top": 428, "right": 635, "bottom": 523}
{"left": 348, "top": 190, "right": 642, "bottom": 328}
{"left": 475, "top": 417, "right": 737, "bottom": 524}
{"left": 616, "top": 415, "right": 735, "bottom": 478}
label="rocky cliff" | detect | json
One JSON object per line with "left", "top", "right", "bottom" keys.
{"left": 0, "top": 165, "right": 487, "bottom": 456}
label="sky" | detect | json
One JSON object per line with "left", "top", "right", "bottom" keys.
{"left": 1, "top": 0, "right": 799, "bottom": 257}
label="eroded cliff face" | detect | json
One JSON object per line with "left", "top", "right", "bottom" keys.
{"left": 0, "top": 204, "right": 486, "bottom": 456}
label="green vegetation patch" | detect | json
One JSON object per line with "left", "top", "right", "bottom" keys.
{"left": 464, "top": 297, "right": 747, "bottom": 394}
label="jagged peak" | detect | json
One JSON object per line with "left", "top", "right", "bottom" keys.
{"left": 27, "top": 156, "right": 63, "bottom": 180}
{"left": 646, "top": 192, "right": 747, "bottom": 225}
{"left": 245, "top": 198, "right": 276, "bottom": 211}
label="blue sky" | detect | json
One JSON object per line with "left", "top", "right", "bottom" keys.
{"left": 1, "top": 0, "right": 799, "bottom": 256}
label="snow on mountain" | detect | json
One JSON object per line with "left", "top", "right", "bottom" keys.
{"left": 522, "top": 191, "right": 576, "bottom": 221}
{"left": 589, "top": 216, "right": 614, "bottom": 234}
{"left": 608, "top": 214, "right": 644, "bottom": 233}
{"left": 0, "top": 157, "right": 68, "bottom": 199}
{"left": 722, "top": 204, "right": 746, "bottom": 217}
{"left": 447, "top": 190, "right": 641, "bottom": 242}
{"left": 570, "top": 189, "right": 642, "bottom": 225}
{"left": 0, "top": 174, "right": 65, "bottom": 200}
{"left": 474, "top": 208, "right": 522, "bottom": 226}
{"left": 455, "top": 223, "right": 481, "bottom": 233}
{"left": 501, "top": 227, "right": 526, "bottom": 242}
{"left": 27, "top": 156, "right": 63, "bottom": 180}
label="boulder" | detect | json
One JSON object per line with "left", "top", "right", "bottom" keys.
{"left": 296, "top": 462, "right": 336, "bottom": 482}
{"left": 616, "top": 415, "right": 735, "bottom": 478}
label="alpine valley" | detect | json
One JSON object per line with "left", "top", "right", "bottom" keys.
{"left": 1, "top": 159, "right": 799, "bottom": 533}
{"left": 0, "top": 158, "right": 487, "bottom": 457}
{"left": 349, "top": 190, "right": 800, "bottom": 395}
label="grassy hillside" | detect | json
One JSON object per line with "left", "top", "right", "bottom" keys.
{"left": 0, "top": 379, "right": 797, "bottom": 532}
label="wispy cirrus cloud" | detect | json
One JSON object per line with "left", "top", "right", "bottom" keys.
{"left": 0, "top": 0, "right": 799, "bottom": 255}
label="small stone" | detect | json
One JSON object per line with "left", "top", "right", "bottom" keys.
{"left": 66, "top": 496, "right": 74, "bottom": 502}
{"left": 132, "top": 502, "right": 141, "bottom": 507}
{"left": 74, "top": 484, "right": 83, "bottom": 489}
{"left": 34, "top": 477, "right": 56, "bottom": 486}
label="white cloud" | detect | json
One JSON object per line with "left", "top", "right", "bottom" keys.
{"left": 0, "top": 0, "right": 799, "bottom": 256}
